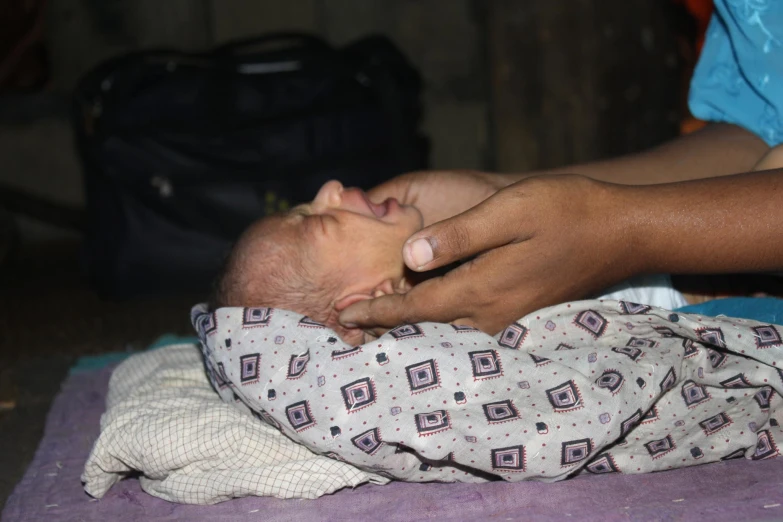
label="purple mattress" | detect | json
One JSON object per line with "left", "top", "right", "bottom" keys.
{"left": 3, "top": 364, "right": 783, "bottom": 522}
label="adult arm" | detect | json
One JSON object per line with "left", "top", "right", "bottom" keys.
{"left": 499, "top": 123, "right": 768, "bottom": 186}
{"left": 368, "top": 0, "right": 781, "bottom": 217}
{"left": 341, "top": 170, "right": 783, "bottom": 335}
{"left": 347, "top": 1, "right": 783, "bottom": 334}
{"left": 368, "top": 123, "right": 768, "bottom": 229}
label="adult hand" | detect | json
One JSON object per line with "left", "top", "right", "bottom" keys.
{"left": 341, "top": 175, "right": 640, "bottom": 335}
{"left": 368, "top": 170, "right": 507, "bottom": 227}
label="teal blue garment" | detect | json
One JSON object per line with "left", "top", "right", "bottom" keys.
{"left": 689, "top": 0, "right": 783, "bottom": 146}
{"left": 69, "top": 334, "right": 198, "bottom": 374}
{"left": 676, "top": 297, "right": 783, "bottom": 324}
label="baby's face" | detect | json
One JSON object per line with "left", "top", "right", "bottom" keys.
{"left": 286, "top": 180, "right": 423, "bottom": 297}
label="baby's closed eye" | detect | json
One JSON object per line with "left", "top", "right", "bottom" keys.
{"left": 309, "top": 213, "right": 337, "bottom": 236}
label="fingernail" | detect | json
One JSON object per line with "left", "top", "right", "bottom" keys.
{"left": 342, "top": 322, "right": 358, "bottom": 329}
{"left": 405, "top": 238, "right": 433, "bottom": 269}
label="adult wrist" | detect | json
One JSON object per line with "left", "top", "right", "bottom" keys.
{"left": 599, "top": 181, "right": 659, "bottom": 279}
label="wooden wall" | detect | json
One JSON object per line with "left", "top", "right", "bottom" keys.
{"left": 486, "top": 1, "right": 683, "bottom": 172}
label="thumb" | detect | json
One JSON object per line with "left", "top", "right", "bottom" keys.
{"left": 402, "top": 191, "right": 521, "bottom": 271}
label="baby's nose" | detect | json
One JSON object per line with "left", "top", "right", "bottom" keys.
{"left": 314, "top": 180, "right": 343, "bottom": 209}
{"left": 329, "top": 181, "right": 344, "bottom": 205}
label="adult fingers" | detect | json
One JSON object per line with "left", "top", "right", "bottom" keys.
{"left": 359, "top": 314, "right": 478, "bottom": 339}
{"left": 401, "top": 189, "right": 528, "bottom": 271}
{"left": 338, "top": 271, "right": 474, "bottom": 329}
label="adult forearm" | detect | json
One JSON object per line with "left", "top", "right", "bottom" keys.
{"left": 498, "top": 123, "right": 769, "bottom": 186}
{"left": 619, "top": 169, "right": 783, "bottom": 275}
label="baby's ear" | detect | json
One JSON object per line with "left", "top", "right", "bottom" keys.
{"left": 333, "top": 278, "right": 397, "bottom": 312}
{"left": 333, "top": 293, "right": 374, "bottom": 312}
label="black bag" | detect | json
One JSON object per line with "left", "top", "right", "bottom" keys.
{"left": 73, "top": 33, "right": 428, "bottom": 299}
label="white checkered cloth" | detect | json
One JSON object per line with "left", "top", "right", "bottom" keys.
{"left": 82, "top": 344, "right": 388, "bottom": 504}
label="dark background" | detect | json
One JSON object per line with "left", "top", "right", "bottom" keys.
{"left": 0, "top": 0, "right": 692, "bottom": 508}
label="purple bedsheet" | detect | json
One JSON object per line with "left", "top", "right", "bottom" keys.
{"left": 3, "top": 364, "right": 783, "bottom": 522}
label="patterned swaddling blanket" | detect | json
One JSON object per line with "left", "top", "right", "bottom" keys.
{"left": 192, "top": 299, "right": 782, "bottom": 483}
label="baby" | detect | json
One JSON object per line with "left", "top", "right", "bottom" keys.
{"left": 213, "top": 179, "right": 698, "bottom": 345}
{"left": 214, "top": 180, "right": 424, "bottom": 345}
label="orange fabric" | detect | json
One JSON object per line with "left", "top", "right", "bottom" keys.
{"left": 675, "top": 0, "right": 714, "bottom": 53}
{"left": 680, "top": 117, "right": 708, "bottom": 135}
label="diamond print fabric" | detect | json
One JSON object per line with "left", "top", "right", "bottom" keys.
{"left": 195, "top": 300, "right": 783, "bottom": 483}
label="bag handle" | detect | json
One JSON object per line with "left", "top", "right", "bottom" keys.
{"left": 207, "top": 32, "right": 342, "bottom": 128}
{"left": 214, "top": 32, "right": 333, "bottom": 58}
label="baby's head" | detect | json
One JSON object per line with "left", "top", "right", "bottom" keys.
{"left": 214, "top": 180, "right": 423, "bottom": 344}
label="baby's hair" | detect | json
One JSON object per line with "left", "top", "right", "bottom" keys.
{"left": 211, "top": 215, "right": 338, "bottom": 325}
